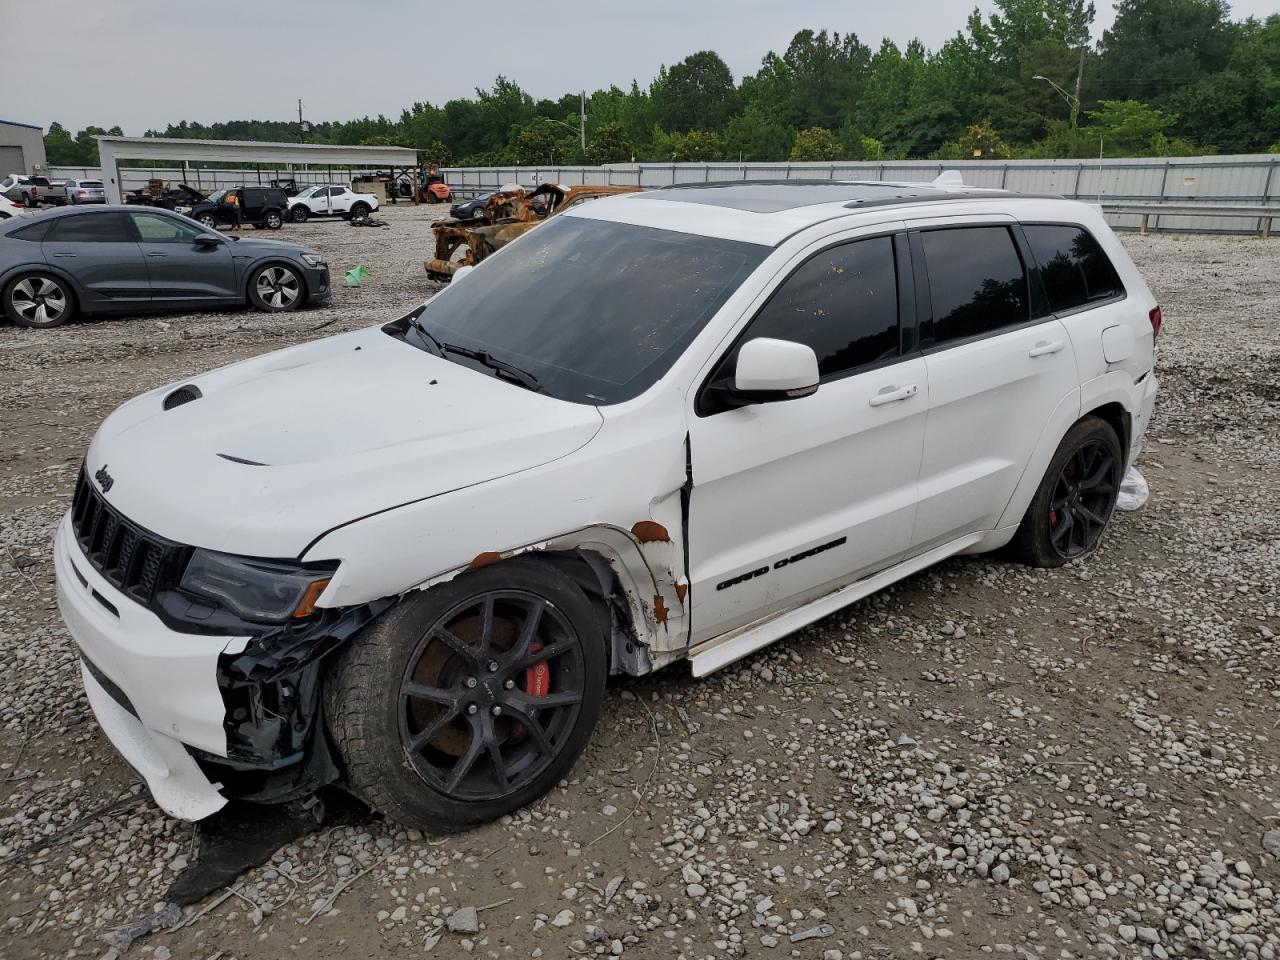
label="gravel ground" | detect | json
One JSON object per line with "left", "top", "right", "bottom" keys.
{"left": 0, "top": 209, "right": 1277, "bottom": 960}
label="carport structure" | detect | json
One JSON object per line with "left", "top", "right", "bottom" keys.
{"left": 95, "top": 136, "right": 419, "bottom": 204}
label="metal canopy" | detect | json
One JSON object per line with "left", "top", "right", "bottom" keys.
{"left": 96, "top": 136, "right": 418, "bottom": 203}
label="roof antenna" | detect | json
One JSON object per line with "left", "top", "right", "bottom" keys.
{"left": 932, "top": 170, "right": 965, "bottom": 188}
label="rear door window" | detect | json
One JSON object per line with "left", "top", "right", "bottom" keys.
{"left": 920, "top": 226, "right": 1030, "bottom": 345}
{"left": 733, "top": 235, "right": 901, "bottom": 380}
{"left": 1023, "top": 224, "right": 1125, "bottom": 313}
{"left": 46, "top": 213, "right": 134, "bottom": 242}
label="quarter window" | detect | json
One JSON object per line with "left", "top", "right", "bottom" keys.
{"left": 46, "top": 213, "right": 133, "bottom": 243}
{"left": 1024, "top": 224, "right": 1124, "bottom": 313}
{"left": 921, "top": 226, "right": 1030, "bottom": 344}
{"left": 738, "top": 236, "right": 901, "bottom": 379}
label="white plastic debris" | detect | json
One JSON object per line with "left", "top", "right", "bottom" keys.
{"left": 1116, "top": 466, "right": 1150, "bottom": 512}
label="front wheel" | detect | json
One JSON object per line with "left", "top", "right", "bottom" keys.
{"left": 4, "top": 273, "right": 75, "bottom": 328}
{"left": 196, "top": 212, "right": 218, "bottom": 228}
{"left": 264, "top": 211, "right": 283, "bottom": 230}
{"left": 325, "top": 560, "right": 607, "bottom": 831}
{"left": 349, "top": 202, "right": 371, "bottom": 218}
{"left": 248, "top": 263, "right": 304, "bottom": 312}
{"left": 1009, "top": 416, "right": 1123, "bottom": 568}
{"left": 291, "top": 205, "right": 308, "bottom": 223}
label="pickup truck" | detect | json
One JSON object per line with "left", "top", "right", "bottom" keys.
{"left": 287, "top": 184, "right": 378, "bottom": 222}
{"left": 0, "top": 174, "right": 66, "bottom": 206}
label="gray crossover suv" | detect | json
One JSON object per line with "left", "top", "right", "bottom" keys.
{"left": 0, "top": 206, "right": 331, "bottom": 329}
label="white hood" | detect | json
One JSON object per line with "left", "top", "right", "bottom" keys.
{"left": 86, "top": 326, "right": 603, "bottom": 558}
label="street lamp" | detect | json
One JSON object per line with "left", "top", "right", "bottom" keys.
{"left": 1033, "top": 75, "right": 1080, "bottom": 128}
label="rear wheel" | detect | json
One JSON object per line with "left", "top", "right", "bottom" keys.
{"left": 3, "top": 273, "right": 75, "bottom": 328}
{"left": 248, "top": 263, "right": 304, "bottom": 312}
{"left": 1009, "top": 416, "right": 1123, "bottom": 568}
{"left": 325, "top": 560, "right": 607, "bottom": 831}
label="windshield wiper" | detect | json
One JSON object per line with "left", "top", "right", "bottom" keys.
{"left": 440, "top": 341, "right": 544, "bottom": 393}
{"left": 407, "top": 314, "right": 446, "bottom": 356}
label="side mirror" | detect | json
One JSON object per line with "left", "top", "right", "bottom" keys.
{"left": 729, "top": 338, "right": 820, "bottom": 405}
{"left": 193, "top": 233, "right": 224, "bottom": 246}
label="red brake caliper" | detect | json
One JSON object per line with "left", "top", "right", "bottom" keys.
{"left": 514, "top": 641, "right": 550, "bottom": 739}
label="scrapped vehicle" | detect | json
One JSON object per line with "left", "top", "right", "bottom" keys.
{"left": 0, "top": 205, "right": 330, "bottom": 328}
{"left": 123, "top": 181, "right": 208, "bottom": 213}
{"left": 426, "top": 182, "right": 640, "bottom": 280}
{"left": 64, "top": 178, "right": 106, "bottom": 204}
{"left": 190, "top": 186, "right": 290, "bottom": 230}
{"left": 56, "top": 179, "right": 1159, "bottom": 830}
{"left": 287, "top": 185, "right": 378, "bottom": 222}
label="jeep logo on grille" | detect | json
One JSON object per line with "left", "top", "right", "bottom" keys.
{"left": 94, "top": 465, "right": 114, "bottom": 493}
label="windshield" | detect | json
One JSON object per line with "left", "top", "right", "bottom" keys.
{"left": 296, "top": 186, "right": 322, "bottom": 198}
{"left": 401, "top": 215, "right": 767, "bottom": 405}
{"left": 206, "top": 190, "right": 226, "bottom": 203}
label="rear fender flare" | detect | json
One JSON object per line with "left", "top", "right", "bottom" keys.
{"left": 0, "top": 262, "right": 87, "bottom": 310}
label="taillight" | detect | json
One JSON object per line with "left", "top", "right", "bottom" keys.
{"left": 1149, "top": 306, "right": 1162, "bottom": 339}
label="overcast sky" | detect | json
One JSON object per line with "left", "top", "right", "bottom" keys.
{"left": 3, "top": 0, "right": 1277, "bottom": 134}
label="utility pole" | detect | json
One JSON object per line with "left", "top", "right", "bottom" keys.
{"left": 579, "top": 91, "right": 587, "bottom": 152}
{"left": 1072, "top": 44, "right": 1085, "bottom": 129}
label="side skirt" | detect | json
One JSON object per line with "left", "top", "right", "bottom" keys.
{"left": 688, "top": 533, "right": 984, "bottom": 677}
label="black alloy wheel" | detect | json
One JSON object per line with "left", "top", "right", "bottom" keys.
{"left": 325, "top": 559, "right": 606, "bottom": 830}
{"left": 1010, "top": 416, "right": 1123, "bottom": 568}
{"left": 398, "top": 591, "right": 585, "bottom": 801}
{"left": 1047, "top": 438, "right": 1120, "bottom": 560}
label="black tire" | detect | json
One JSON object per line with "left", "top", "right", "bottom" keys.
{"left": 264, "top": 210, "right": 283, "bottom": 230}
{"left": 349, "top": 202, "right": 371, "bottom": 218}
{"left": 196, "top": 212, "right": 218, "bottom": 228}
{"left": 3, "top": 272, "right": 76, "bottom": 328}
{"left": 325, "top": 559, "right": 607, "bottom": 831}
{"left": 291, "top": 205, "right": 308, "bottom": 223}
{"left": 247, "top": 263, "right": 305, "bottom": 312}
{"left": 1009, "top": 416, "right": 1123, "bottom": 568}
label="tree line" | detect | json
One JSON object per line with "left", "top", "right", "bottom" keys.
{"left": 44, "top": 0, "right": 1280, "bottom": 170}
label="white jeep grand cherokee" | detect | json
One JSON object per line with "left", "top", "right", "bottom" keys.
{"left": 55, "top": 179, "right": 1159, "bottom": 828}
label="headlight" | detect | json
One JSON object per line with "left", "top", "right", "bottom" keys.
{"left": 300, "top": 253, "right": 325, "bottom": 268}
{"left": 181, "top": 550, "right": 336, "bottom": 622}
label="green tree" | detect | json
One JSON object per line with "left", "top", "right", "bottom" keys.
{"left": 587, "top": 124, "right": 634, "bottom": 163}
{"left": 669, "top": 130, "right": 723, "bottom": 162}
{"left": 789, "top": 127, "right": 844, "bottom": 161}
{"left": 43, "top": 122, "right": 79, "bottom": 165}
{"left": 513, "top": 121, "right": 575, "bottom": 165}
{"left": 1096, "top": 0, "right": 1236, "bottom": 104}
{"left": 653, "top": 51, "right": 738, "bottom": 133}
{"left": 1086, "top": 99, "right": 1181, "bottom": 154}
{"left": 935, "top": 121, "right": 1014, "bottom": 159}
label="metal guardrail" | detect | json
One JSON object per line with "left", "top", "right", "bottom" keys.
{"left": 1101, "top": 203, "right": 1277, "bottom": 237}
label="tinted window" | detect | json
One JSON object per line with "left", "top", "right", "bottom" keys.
{"left": 131, "top": 212, "right": 205, "bottom": 243}
{"left": 921, "top": 226, "right": 1030, "bottom": 344}
{"left": 1024, "top": 224, "right": 1124, "bottom": 313}
{"left": 10, "top": 219, "right": 54, "bottom": 242}
{"left": 47, "top": 213, "right": 133, "bottom": 243}
{"left": 738, "top": 236, "right": 900, "bottom": 379}
{"left": 407, "top": 216, "right": 768, "bottom": 405}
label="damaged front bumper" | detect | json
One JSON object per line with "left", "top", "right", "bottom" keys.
{"left": 54, "top": 514, "right": 382, "bottom": 820}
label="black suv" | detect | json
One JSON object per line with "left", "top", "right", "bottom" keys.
{"left": 190, "top": 186, "right": 289, "bottom": 230}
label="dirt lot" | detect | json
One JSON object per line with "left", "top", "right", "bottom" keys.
{"left": 0, "top": 207, "right": 1277, "bottom": 960}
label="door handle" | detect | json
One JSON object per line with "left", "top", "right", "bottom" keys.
{"left": 1028, "top": 340, "right": 1065, "bottom": 358}
{"left": 869, "top": 384, "right": 919, "bottom": 407}
{"left": 51, "top": 252, "right": 76, "bottom": 258}
{"left": 147, "top": 252, "right": 168, "bottom": 258}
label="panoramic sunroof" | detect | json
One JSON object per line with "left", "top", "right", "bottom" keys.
{"left": 646, "top": 181, "right": 938, "bottom": 213}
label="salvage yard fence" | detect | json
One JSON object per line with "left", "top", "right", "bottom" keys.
{"left": 441, "top": 154, "right": 1280, "bottom": 237}
{"left": 49, "top": 154, "right": 1280, "bottom": 235}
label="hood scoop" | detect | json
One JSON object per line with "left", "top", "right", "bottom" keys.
{"left": 163, "top": 384, "right": 203, "bottom": 410}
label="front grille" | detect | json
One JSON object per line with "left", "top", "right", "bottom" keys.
{"left": 71, "top": 469, "right": 183, "bottom": 604}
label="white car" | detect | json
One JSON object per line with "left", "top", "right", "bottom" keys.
{"left": 287, "top": 184, "right": 378, "bottom": 222}
{"left": 0, "top": 193, "right": 25, "bottom": 219}
{"left": 55, "top": 178, "right": 1159, "bottom": 828}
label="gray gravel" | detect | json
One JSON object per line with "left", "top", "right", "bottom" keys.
{"left": 0, "top": 216, "right": 1277, "bottom": 959}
